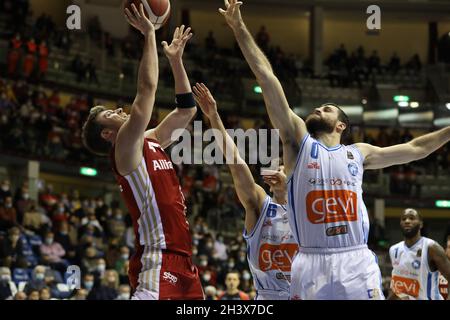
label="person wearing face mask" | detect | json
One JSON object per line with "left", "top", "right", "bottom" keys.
{"left": 24, "top": 265, "right": 47, "bottom": 294}
{"left": 0, "top": 267, "right": 17, "bottom": 300}
{"left": 54, "top": 221, "right": 76, "bottom": 262}
{"left": 116, "top": 284, "right": 131, "bottom": 300}
{"left": 114, "top": 246, "right": 130, "bottom": 277}
{"left": 39, "top": 231, "right": 69, "bottom": 273}
{"left": 0, "top": 196, "right": 17, "bottom": 232}
{"left": 0, "top": 180, "right": 12, "bottom": 203}
{"left": 87, "top": 269, "right": 119, "bottom": 300}
{"left": 14, "top": 184, "right": 32, "bottom": 224}
{"left": 194, "top": 83, "right": 298, "bottom": 300}
{"left": 82, "top": 274, "right": 95, "bottom": 293}
{"left": 0, "top": 227, "right": 26, "bottom": 268}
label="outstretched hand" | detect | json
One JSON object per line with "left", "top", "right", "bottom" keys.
{"left": 162, "top": 25, "right": 193, "bottom": 62}
{"left": 192, "top": 83, "right": 218, "bottom": 119}
{"left": 124, "top": 3, "right": 155, "bottom": 35}
{"left": 219, "top": 0, "right": 244, "bottom": 30}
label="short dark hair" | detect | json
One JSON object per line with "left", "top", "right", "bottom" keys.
{"left": 82, "top": 106, "right": 111, "bottom": 156}
{"left": 321, "top": 103, "right": 351, "bottom": 141}
{"left": 403, "top": 208, "right": 423, "bottom": 221}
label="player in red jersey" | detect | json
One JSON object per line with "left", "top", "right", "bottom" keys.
{"left": 81, "top": 4, "right": 202, "bottom": 300}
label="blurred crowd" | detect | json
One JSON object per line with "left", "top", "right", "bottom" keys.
{"left": 0, "top": 176, "right": 258, "bottom": 300}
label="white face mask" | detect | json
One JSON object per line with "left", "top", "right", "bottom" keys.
{"left": 1, "top": 275, "right": 11, "bottom": 282}
{"left": 242, "top": 272, "right": 251, "bottom": 281}
{"left": 200, "top": 260, "right": 208, "bottom": 267}
{"left": 97, "top": 264, "right": 106, "bottom": 273}
{"left": 121, "top": 254, "right": 129, "bottom": 260}
{"left": 35, "top": 273, "right": 45, "bottom": 280}
{"left": 202, "top": 274, "right": 211, "bottom": 282}
{"left": 118, "top": 293, "right": 130, "bottom": 300}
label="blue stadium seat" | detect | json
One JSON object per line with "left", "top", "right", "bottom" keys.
{"left": 25, "top": 255, "right": 38, "bottom": 267}
{"left": 28, "top": 235, "right": 43, "bottom": 247}
{"left": 12, "top": 268, "right": 30, "bottom": 284}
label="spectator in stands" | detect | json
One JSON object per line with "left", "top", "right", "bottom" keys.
{"left": 0, "top": 267, "right": 17, "bottom": 300}
{"left": 0, "top": 227, "right": 26, "bottom": 268}
{"left": 407, "top": 54, "right": 422, "bottom": 73}
{"left": 82, "top": 273, "right": 95, "bottom": 293}
{"left": 7, "top": 33, "right": 23, "bottom": 78}
{"left": 27, "top": 289, "right": 40, "bottom": 300}
{"left": 40, "top": 231, "right": 69, "bottom": 273}
{"left": 116, "top": 284, "right": 131, "bottom": 300}
{"left": 86, "top": 59, "right": 100, "bottom": 85}
{"left": 388, "top": 52, "right": 401, "bottom": 74}
{"left": 87, "top": 269, "right": 119, "bottom": 300}
{"left": 23, "top": 38, "right": 37, "bottom": 79}
{"left": 0, "top": 180, "right": 12, "bottom": 204}
{"left": 38, "top": 41, "right": 49, "bottom": 80}
{"left": 71, "top": 288, "right": 88, "bottom": 300}
{"left": 24, "top": 265, "right": 47, "bottom": 293}
{"left": 22, "top": 202, "right": 51, "bottom": 234}
{"left": 113, "top": 245, "right": 129, "bottom": 276}
{"left": 205, "top": 31, "right": 217, "bottom": 52}
{"left": 204, "top": 285, "right": 217, "bottom": 300}
{"left": 213, "top": 234, "right": 228, "bottom": 262}
{"left": 256, "top": 26, "right": 270, "bottom": 53}
{"left": 39, "top": 286, "right": 52, "bottom": 300}
{"left": 71, "top": 55, "right": 85, "bottom": 82}
{"left": 0, "top": 196, "right": 17, "bottom": 231}
{"left": 14, "top": 291, "right": 27, "bottom": 300}
{"left": 218, "top": 271, "right": 250, "bottom": 300}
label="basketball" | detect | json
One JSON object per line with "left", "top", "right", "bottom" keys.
{"left": 123, "top": 0, "right": 171, "bottom": 30}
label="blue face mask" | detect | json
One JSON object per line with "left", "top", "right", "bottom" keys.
{"left": 35, "top": 273, "right": 45, "bottom": 281}
{"left": 84, "top": 281, "right": 94, "bottom": 290}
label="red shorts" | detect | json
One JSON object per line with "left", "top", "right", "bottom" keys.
{"left": 130, "top": 250, "right": 204, "bottom": 300}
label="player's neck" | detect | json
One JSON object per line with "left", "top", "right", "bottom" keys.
{"left": 315, "top": 133, "right": 341, "bottom": 148}
{"left": 227, "top": 288, "right": 239, "bottom": 295}
{"left": 404, "top": 233, "right": 422, "bottom": 248}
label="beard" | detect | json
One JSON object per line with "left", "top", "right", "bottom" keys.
{"left": 305, "top": 114, "right": 336, "bottom": 137}
{"left": 401, "top": 224, "right": 421, "bottom": 239}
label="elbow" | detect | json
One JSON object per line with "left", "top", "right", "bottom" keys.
{"left": 138, "top": 81, "right": 157, "bottom": 94}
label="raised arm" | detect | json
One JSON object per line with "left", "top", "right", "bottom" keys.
{"left": 356, "top": 126, "right": 450, "bottom": 170}
{"left": 428, "top": 243, "right": 450, "bottom": 300}
{"left": 145, "top": 25, "right": 197, "bottom": 148}
{"left": 219, "top": 0, "right": 306, "bottom": 147}
{"left": 115, "top": 4, "right": 158, "bottom": 172}
{"left": 193, "top": 83, "right": 267, "bottom": 233}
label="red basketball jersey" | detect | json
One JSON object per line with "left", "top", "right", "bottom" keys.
{"left": 111, "top": 138, "right": 192, "bottom": 256}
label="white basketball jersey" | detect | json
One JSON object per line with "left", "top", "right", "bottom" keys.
{"left": 389, "top": 237, "right": 443, "bottom": 300}
{"left": 244, "top": 196, "right": 299, "bottom": 299}
{"left": 287, "top": 134, "right": 369, "bottom": 251}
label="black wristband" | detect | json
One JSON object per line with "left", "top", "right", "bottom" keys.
{"left": 175, "top": 92, "right": 196, "bottom": 109}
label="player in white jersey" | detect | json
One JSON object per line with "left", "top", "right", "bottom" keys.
{"left": 193, "top": 83, "right": 298, "bottom": 300}
{"left": 388, "top": 209, "right": 450, "bottom": 300}
{"left": 219, "top": 0, "right": 450, "bottom": 299}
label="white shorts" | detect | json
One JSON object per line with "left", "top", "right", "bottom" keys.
{"left": 290, "top": 246, "right": 385, "bottom": 300}
{"left": 255, "top": 289, "right": 290, "bottom": 300}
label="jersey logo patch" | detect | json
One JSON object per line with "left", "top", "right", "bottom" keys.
{"left": 311, "top": 142, "right": 319, "bottom": 159}
{"left": 306, "top": 190, "right": 358, "bottom": 224}
{"left": 258, "top": 243, "right": 298, "bottom": 272}
{"left": 347, "top": 151, "right": 354, "bottom": 160}
{"left": 307, "top": 162, "right": 320, "bottom": 170}
{"left": 391, "top": 275, "right": 420, "bottom": 298}
{"left": 348, "top": 163, "right": 358, "bottom": 176}
{"left": 326, "top": 225, "right": 348, "bottom": 236}
{"left": 411, "top": 260, "right": 421, "bottom": 269}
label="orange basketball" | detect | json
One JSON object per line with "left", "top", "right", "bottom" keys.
{"left": 123, "top": 0, "right": 171, "bottom": 30}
